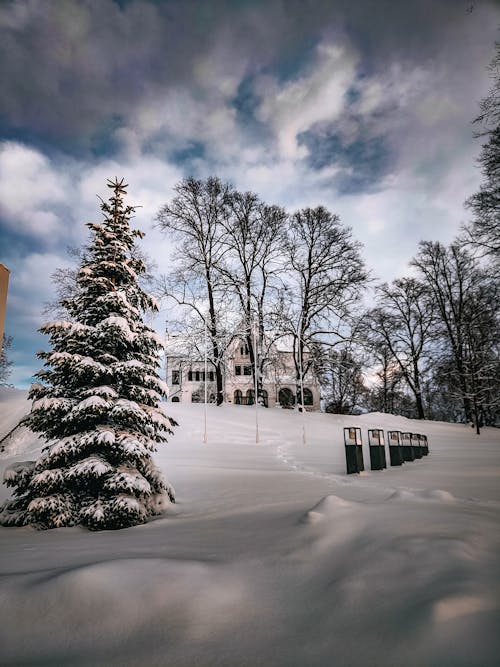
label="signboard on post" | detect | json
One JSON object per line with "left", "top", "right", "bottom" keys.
{"left": 411, "top": 433, "right": 423, "bottom": 459}
{"left": 387, "top": 430, "right": 404, "bottom": 466}
{"left": 343, "top": 426, "right": 364, "bottom": 474}
{"left": 401, "top": 432, "right": 415, "bottom": 462}
{"left": 368, "top": 429, "right": 386, "bottom": 470}
{"left": 344, "top": 427, "right": 362, "bottom": 446}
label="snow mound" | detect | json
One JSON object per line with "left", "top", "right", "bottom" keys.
{"left": 388, "top": 488, "right": 457, "bottom": 504}
{"left": 0, "top": 558, "right": 251, "bottom": 664}
{"left": 433, "top": 594, "right": 499, "bottom": 623}
{"left": 301, "top": 494, "right": 353, "bottom": 524}
{"left": 1, "top": 400, "right": 500, "bottom": 665}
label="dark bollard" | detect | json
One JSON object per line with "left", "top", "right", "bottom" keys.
{"left": 412, "top": 433, "right": 423, "bottom": 459}
{"left": 401, "top": 432, "right": 415, "bottom": 461}
{"left": 387, "top": 430, "right": 404, "bottom": 466}
{"left": 421, "top": 434, "right": 429, "bottom": 456}
{"left": 368, "top": 429, "right": 387, "bottom": 470}
{"left": 343, "top": 427, "right": 364, "bottom": 474}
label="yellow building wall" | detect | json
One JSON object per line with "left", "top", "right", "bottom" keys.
{"left": 0, "top": 263, "right": 10, "bottom": 351}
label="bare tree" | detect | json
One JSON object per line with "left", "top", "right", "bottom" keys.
{"left": 363, "top": 278, "right": 434, "bottom": 419}
{"left": 372, "top": 344, "right": 404, "bottom": 414}
{"left": 281, "top": 206, "right": 368, "bottom": 389}
{"left": 315, "top": 344, "right": 366, "bottom": 414}
{"left": 156, "top": 177, "right": 232, "bottom": 405}
{"left": 217, "top": 190, "right": 287, "bottom": 399}
{"left": 371, "top": 351, "right": 407, "bottom": 415}
{"left": 460, "top": 271, "right": 500, "bottom": 432}
{"left": 464, "top": 41, "right": 499, "bottom": 259}
{"left": 412, "top": 241, "right": 499, "bottom": 431}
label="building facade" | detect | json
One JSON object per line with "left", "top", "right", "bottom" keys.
{"left": 165, "top": 335, "right": 321, "bottom": 410}
{"left": 0, "top": 263, "right": 9, "bottom": 352}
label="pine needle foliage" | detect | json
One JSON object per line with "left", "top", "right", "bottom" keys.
{"left": 0, "top": 179, "right": 176, "bottom": 530}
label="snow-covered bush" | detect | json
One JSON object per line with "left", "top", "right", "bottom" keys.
{"left": 0, "top": 178, "right": 176, "bottom": 530}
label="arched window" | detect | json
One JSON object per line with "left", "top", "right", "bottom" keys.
{"left": 172, "top": 396, "right": 180, "bottom": 403}
{"left": 234, "top": 389, "right": 242, "bottom": 405}
{"left": 278, "top": 387, "right": 295, "bottom": 408}
{"left": 246, "top": 389, "right": 255, "bottom": 406}
{"left": 259, "top": 389, "right": 269, "bottom": 408}
{"left": 300, "top": 387, "right": 313, "bottom": 406}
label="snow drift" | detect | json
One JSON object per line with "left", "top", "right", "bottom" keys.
{"left": 1, "top": 391, "right": 499, "bottom": 666}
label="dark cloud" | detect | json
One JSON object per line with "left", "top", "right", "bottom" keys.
{"left": 0, "top": 0, "right": 213, "bottom": 149}
{"left": 1, "top": 0, "right": 499, "bottom": 387}
{"left": 300, "top": 127, "right": 391, "bottom": 194}
{"left": 1, "top": 0, "right": 497, "bottom": 154}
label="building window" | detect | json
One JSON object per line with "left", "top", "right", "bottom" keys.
{"left": 246, "top": 389, "right": 255, "bottom": 405}
{"left": 297, "top": 387, "right": 313, "bottom": 406}
{"left": 234, "top": 389, "right": 242, "bottom": 405}
{"left": 188, "top": 370, "right": 193, "bottom": 381}
{"left": 240, "top": 344, "right": 249, "bottom": 356}
{"left": 279, "top": 387, "right": 295, "bottom": 408}
{"left": 235, "top": 365, "right": 241, "bottom": 376}
{"left": 303, "top": 388, "right": 313, "bottom": 406}
{"left": 172, "top": 370, "right": 180, "bottom": 385}
{"left": 195, "top": 370, "right": 200, "bottom": 382}
{"left": 209, "top": 371, "right": 214, "bottom": 381}
{"left": 259, "top": 389, "right": 269, "bottom": 408}
{"left": 172, "top": 396, "right": 180, "bottom": 403}
{"left": 243, "top": 365, "right": 252, "bottom": 375}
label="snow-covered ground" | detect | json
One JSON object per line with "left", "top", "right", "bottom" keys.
{"left": 1, "top": 389, "right": 499, "bottom": 666}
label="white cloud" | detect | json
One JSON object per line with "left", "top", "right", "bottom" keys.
{"left": 117, "top": 40, "right": 360, "bottom": 167}
{"left": 76, "top": 154, "right": 183, "bottom": 272}
{"left": 115, "top": 36, "right": 251, "bottom": 166}
{"left": 356, "top": 63, "right": 430, "bottom": 117}
{"left": 115, "top": 85, "right": 244, "bottom": 167}
{"left": 0, "top": 141, "right": 69, "bottom": 238}
{"left": 255, "top": 42, "right": 358, "bottom": 159}
{"left": 1, "top": 17, "right": 494, "bottom": 388}
{"left": 11, "top": 251, "right": 73, "bottom": 309}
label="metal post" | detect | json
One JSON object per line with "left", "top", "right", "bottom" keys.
{"left": 204, "top": 316, "right": 208, "bottom": 444}
{"left": 297, "top": 322, "right": 306, "bottom": 445}
{"left": 164, "top": 323, "right": 168, "bottom": 388}
{"left": 253, "top": 325, "right": 259, "bottom": 444}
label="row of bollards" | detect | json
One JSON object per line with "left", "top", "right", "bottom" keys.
{"left": 344, "top": 427, "right": 430, "bottom": 474}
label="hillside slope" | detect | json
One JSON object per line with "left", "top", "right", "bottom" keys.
{"left": 1, "top": 392, "right": 499, "bottom": 666}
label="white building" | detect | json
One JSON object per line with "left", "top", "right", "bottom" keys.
{"left": 165, "top": 335, "right": 321, "bottom": 410}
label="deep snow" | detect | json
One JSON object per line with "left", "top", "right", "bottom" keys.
{"left": 0, "top": 389, "right": 499, "bottom": 666}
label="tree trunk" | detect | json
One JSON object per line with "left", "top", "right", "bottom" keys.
{"left": 215, "top": 363, "right": 224, "bottom": 406}
{"left": 210, "top": 331, "right": 224, "bottom": 405}
{"left": 415, "top": 391, "right": 425, "bottom": 420}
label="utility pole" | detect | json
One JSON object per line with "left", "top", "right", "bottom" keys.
{"left": 164, "top": 322, "right": 168, "bottom": 387}
{"left": 204, "top": 315, "right": 208, "bottom": 444}
{"left": 253, "top": 324, "right": 260, "bottom": 444}
{"left": 298, "top": 318, "right": 307, "bottom": 445}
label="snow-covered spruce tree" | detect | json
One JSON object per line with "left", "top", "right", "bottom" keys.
{"left": 0, "top": 178, "right": 176, "bottom": 530}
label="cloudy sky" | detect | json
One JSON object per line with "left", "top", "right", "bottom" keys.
{"left": 0, "top": 0, "right": 498, "bottom": 388}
